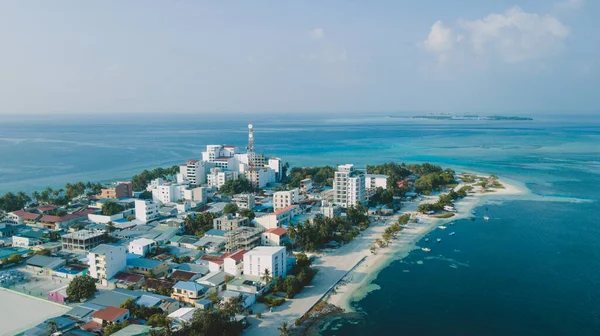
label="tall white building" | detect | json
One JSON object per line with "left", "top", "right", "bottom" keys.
{"left": 243, "top": 246, "right": 287, "bottom": 280}
{"left": 334, "top": 164, "right": 366, "bottom": 208}
{"left": 148, "top": 178, "right": 206, "bottom": 205}
{"left": 127, "top": 238, "right": 156, "bottom": 256}
{"left": 207, "top": 168, "right": 239, "bottom": 189}
{"left": 232, "top": 193, "right": 255, "bottom": 209}
{"left": 365, "top": 174, "right": 389, "bottom": 190}
{"left": 202, "top": 145, "right": 240, "bottom": 170}
{"left": 135, "top": 200, "right": 160, "bottom": 223}
{"left": 88, "top": 244, "right": 127, "bottom": 285}
{"left": 268, "top": 158, "right": 283, "bottom": 181}
{"left": 179, "top": 160, "right": 210, "bottom": 186}
{"left": 273, "top": 189, "right": 299, "bottom": 210}
{"left": 244, "top": 167, "right": 274, "bottom": 189}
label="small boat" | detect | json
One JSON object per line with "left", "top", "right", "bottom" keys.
{"left": 449, "top": 232, "right": 456, "bottom": 236}
{"left": 471, "top": 210, "right": 476, "bottom": 215}
{"left": 483, "top": 216, "right": 490, "bottom": 221}
{"left": 436, "top": 238, "right": 442, "bottom": 243}
{"left": 438, "top": 225, "right": 447, "bottom": 230}
{"left": 421, "top": 248, "right": 431, "bottom": 252}
{"left": 425, "top": 238, "right": 430, "bottom": 242}
{"left": 449, "top": 221, "right": 455, "bottom": 226}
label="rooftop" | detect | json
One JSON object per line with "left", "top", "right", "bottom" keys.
{"left": 247, "top": 246, "right": 286, "bottom": 256}
{"left": 26, "top": 255, "right": 65, "bottom": 269}
{"left": 265, "top": 227, "right": 288, "bottom": 236}
{"left": 127, "top": 257, "right": 163, "bottom": 269}
{"left": 204, "top": 229, "right": 226, "bottom": 237}
{"left": 62, "top": 229, "right": 105, "bottom": 240}
{"left": 112, "top": 272, "right": 144, "bottom": 283}
{"left": 201, "top": 255, "right": 225, "bottom": 265}
{"left": 272, "top": 204, "right": 299, "bottom": 216}
{"left": 129, "top": 238, "right": 156, "bottom": 247}
{"left": 10, "top": 210, "right": 41, "bottom": 220}
{"left": 90, "top": 244, "right": 123, "bottom": 255}
{"left": 91, "top": 306, "right": 129, "bottom": 322}
{"left": 225, "top": 249, "right": 247, "bottom": 262}
{"left": 170, "top": 270, "right": 196, "bottom": 281}
{"left": 173, "top": 281, "right": 205, "bottom": 292}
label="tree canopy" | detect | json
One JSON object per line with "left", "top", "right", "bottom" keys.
{"left": 131, "top": 166, "right": 179, "bottom": 191}
{"left": 223, "top": 203, "right": 238, "bottom": 215}
{"left": 66, "top": 276, "right": 96, "bottom": 302}
{"left": 219, "top": 178, "right": 254, "bottom": 196}
{"left": 285, "top": 166, "right": 335, "bottom": 187}
{"left": 102, "top": 201, "right": 125, "bottom": 216}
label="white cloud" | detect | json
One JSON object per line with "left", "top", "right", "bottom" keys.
{"left": 310, "top": 28, "right": 325, "bottom": 39}
{"left": 423, "top": 6, "right": 571, "bottom": 65}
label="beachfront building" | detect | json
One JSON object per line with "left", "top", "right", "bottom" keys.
{"left": 254, "top": 205, "right": 300, "bottom": 230}
{"left": 61, "top": 229, "right": 106, "bottom": 252}
{"left": 207, "top": 168, "right": 239, "bottom": 189}
{"left": 127, "top": 238, "right": 157, "bottom": 256}
{"left": 179, "top": 160, "right": 210, "bottom": 186}
{"left": 101, "top": 182, "right": 133, "bottom": 199}
{"left": 224, "top": 250, "right": 247, "bottom": 276}
{"left": 273, "top": 188, "right": 300, "bottom": 211}
{"left": 213, "top": 214, "right": 249, "bottom": 231}
{"left": 88, "top": 244, "right": 127, "bottom": 285}
{"left": 135, "top": 200, "right": 160, "bottom": 223}
{"left": 262, "top": 228, "right": 289, "bottom": 247}
{"left": 224, "top": 227, "right": 264, "bottom": 253}
{"left": 334, "top": 164, "right": 366, "bottom": 208}
{"left": 243, "top": 246, "right": 287, "bottom": 279}
{"left": 365, "top": 174, "right": 389, "bottom": 190}
{"left": 300, "top": 178, "right": 313, "bottom": 193}
{"left": 232, "top": 193, "right": 255, "bottom": 209}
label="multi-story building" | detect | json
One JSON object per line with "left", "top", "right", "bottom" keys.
{"left": 171, "top": 281, "right": 206, "bottom": 304}
{"left": 273, "top": 189, "right": 300, "bottom": 210}
{"left": 12, "top": 230, "right": 45, "bottom": 248}
{"left": 88, "top": 244, "right": 127, "bottom": 285}
{"left": 365, "top": 174, "right": 389, "bottom": 190}
{"left": 268, "top": 158, "right": 283, "bottom": 182}
{"left": 224, "top": 226, "right": 264, "bottom": 253}
{"left": 320, "top": 200, "right": 341, "bottom": 218}
{"left": 244, "top": 167, "right": 274, "bottom": 189}
{"left": 101, "top": 182, "right": 133, "bottom": 199}
{"left": 254, "top": 205, "right": 300, "bottom": 230}
{"left": 333, "top": 164, "right": 366, "bottom": 208}
{"left": 135, "top": 200, "right": 160, "bottom": 223}
{"left": 61, "top": 229, "right": 106, "bottom": 252}
{"left": 207, "top": 168, "right": 239, "bottom": 189}
{"left": 202, "top": 145, "right": 240, "bottom": 170}
{"left": 262, "top": 228, "right": 289, "bottom": 247}
{"left": 300, "top": 178, "right": 313, "bottom": 193}
{"left": 148, "top": 178, "right": 206, "bottom": 206}
{"left": 127, "top": 238, "right": 157, "bottom": 256}
{"left": 243, "top": 246, "right": 287, "bottom": 280}
{"left": 232, "top": 193, "right": 255, "bottom": 209}
{"left": 179, "top": 160, "right": 209, "bottom": 186}
{"left": 213, "top": 214, "right": 249, "bottom": 231}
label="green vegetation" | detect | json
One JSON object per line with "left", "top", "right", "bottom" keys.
{"left": 102, "top": 201, "right": 125, "bottom": 216}
{"left": 104, "top": 321, "right": 129, "bottom": 336}
{"left": 285, "top": 166, "right": 336, "bottom": 187}
{"left": 146, "top": 312, "right": 171, "bottom": 329}
{"left": 417, "top": 186, "right": 471, "bottom": 213}
{"left": 120, "top": 298, "right": 163, "bottom": 319}
{"left": 66, "top": 275, "right": 97, "bottom": 302}
{"left": 131, "top": 165, "right": 179, "bottom": 191}
{"left": 288, "top": 204, "right": 369, "bottom": 251}
{"left": 431, "top": 212, "right": 455, "bottom": 218}
{"left": 178, "top": 306, "right": 244, "bottom": 336}
{"left": 184, "top": 212, "right": 216, "bottom": 237}
{"left": 223, "top": 203, "right": 238, "bottom": 214}
{"left": 414, "top": 167, "right": 456, "bottom": 195}
{"left": 368, "top": 187, "right": 395, "bottom": 207}
{"left": 238, "top": 208, "right": 255, "bottom": 220}
{"left": 257, "top": 294, "right": 285, "bottom": 307}
{"left": 219, "top": 177, "right": 255, "bottom": 196}
{"left": 1, "top": 254, "right": 24, "bottom": 266}
{"left": 0, "top": 192, "right": 31, "bottom": 212}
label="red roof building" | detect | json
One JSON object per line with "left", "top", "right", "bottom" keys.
{"left": 92, "top": 306, "right": 130, "bottom": 324}
{"left": 225, "top": 249, "right": 247, "bottom": 262}
{"left": 265, "top": 228, "right": 287, "bottom": 236}
{"left": 11, "top": 210, "right": 42, "bottom": 221}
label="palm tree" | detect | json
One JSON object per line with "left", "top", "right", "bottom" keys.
{"left": 277, "top": 322, "right": 291, "bottom": 336}
{"left": 46, "top": 319, "right": 58, "bottom": 335}
{"left": 262, "top": 268, "right": 272, "bottom": 284}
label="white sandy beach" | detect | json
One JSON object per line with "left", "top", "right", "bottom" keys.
{"left": 327, "top": 176, "right": 527, "bottom": 311}
{"left": 245, "top": 175, "right": 526, "bottom": 335}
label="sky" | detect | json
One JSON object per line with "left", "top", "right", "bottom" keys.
{"left": 0, "top": 0, "right": 598, "bottom": 115}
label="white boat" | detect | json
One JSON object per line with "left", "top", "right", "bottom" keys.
{"left": 449, "top": 232, "right": 456, "bottom": 236}
{"left": 436, "top": 238, "right": 442, "bottom": 243}
{"left": 425, "top": 238, "right": 430, "bottom": 242}
{"left": 421, "top": 248, "right": 431, "bottom": 252}
{"left": 438, "top": 225, "right": 447, "bottom": 230}
{"left": 484, "top": 216, "right": 490, "bottom": 221}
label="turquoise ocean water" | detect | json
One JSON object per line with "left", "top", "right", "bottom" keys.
{"left": 1, "top": 113, "right": 599, "bottom": 334}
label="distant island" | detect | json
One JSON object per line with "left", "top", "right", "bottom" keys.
{"left": 408, "top": 114, "right": 533, "bottom": 121}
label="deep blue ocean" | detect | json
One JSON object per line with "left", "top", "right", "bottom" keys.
{"left": 1, "top": 113, "right": 599, "bottom": 334}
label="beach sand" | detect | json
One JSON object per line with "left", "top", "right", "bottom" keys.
{"left": 326, "top": 176, "right": 527, "bottom": 311}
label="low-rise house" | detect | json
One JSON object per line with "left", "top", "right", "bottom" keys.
{"left": 197, "top": 271, "right": 226, "bottom": 288}
{"left": 170, "top": 235, "right": 200, "bottom": 249}
{"left": 169, "top": 270, "right": 200, "bottom": 282}
{"left": 62, "top": 229, "right": 106, "bottom": 252}
{"left": 126, "top": 258, "right": 169, "bottom": 277}
{"left": 48, "top": 286, "right": 69, "bottom": 304}
{"left": 53, "top": 263, "right": 88, "bottom": 279}
{"left": 12, "top": 230, "right": 45, "bottom": 247}
{"left": 38, "top": 210, "right": 94, "bottom": 230}
{"left": 25, "top": 255, "right": 66, "bottom": 275}
{"left": 32, "top": 241, "right": 63, "bottom": 253}
{"left": 112, "top": 272, "right": 145, "bottom": 289}
{"left": 200, "top": 255, "right": 225, "bottom": 272}
{"left": 173, "top": 263, "right": 210, "bottom": 277}
{"left": 223, "top": 250, "right": 247, "bottom": 277}
{"left": 6, "top": 210, "right": 41, "bottom": 225}
{"left": 171, "top": 281, "right": 206, "bottom": 304}
{"left": 89, "top": 306, "right": 130, "bottom": 327}
{"left": 142, "top": 278, "right": 175, "bottom": 294}
{"left": 112, "top": 325, "right": 158, "bottom": 336}
{"left": 226, "top": 275, "right": 265, "bottom": 294}
{"left": 220, "top": 290, "right": 256, "bottom": 309}
{"left": 0, "top": 224, "right": 16, "bottom": 238}
{"left": 262, "top": 228, "right": 289, "bottom": 247}
{"left": 127, "top": 238, "right": 157, "bottom": 256}
{"left": 196, "top": 235, "right": 225, "bottom": 253}
{"left": 168, "top": 307, "right": 197, "bottom": 324}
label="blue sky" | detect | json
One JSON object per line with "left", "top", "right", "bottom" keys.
{"left": 0, "top": 0, "right": 598, "bottom": 115}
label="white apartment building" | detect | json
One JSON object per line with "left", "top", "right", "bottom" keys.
{"left": 88, "top": 244, "right": 127, "bottom": 285}
{"left": 333, "top": 164, "right": 366, "bottom": 208}
{"left": 179, "top": 160, "right": 209, "bottom": 186}
{"left": 127, "top": 238, "right": 156, "bottom": 256}
{"left": 207, "top": 168, "right": 239, "bottom": 189}
{"left": 135, "top": 200, "right": 160, "bottom": 223}
{"left": 254, "top": 205, "right": 300, "bottom": 230}
{"left": 149, "top": 178, "right": 207, "bottom": 206}
{"left": 202, "top": 145, "right": 240, "bottom": 170}
{"left": 243, "top": 246, "right": 287, "bottom": 280}
{"left": 273, "top": 189, "right": 300, "bottom": 210}
{"left": 268, "top": 158, "right": 283, "bottom": 182}
{"left": 300, "top": 178, "right": 313, "bottom": 193}
{"left": 365, "top": 174, "right": 389, "bottom": 190}
{"left": 232, "top": 193, "right": 255, "bottom": 209}
{"left": 245, "top": 167, "right": 274, "bottom": 189}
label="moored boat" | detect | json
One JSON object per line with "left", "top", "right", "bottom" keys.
{"left": 421, "top": 247, "right": 431, "bottom": 252}
{"left": 438, "top": 225, "right": 447, "bottom": 230}
{"left": 437, "top": 238, "right": 442, "bottom": 243}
